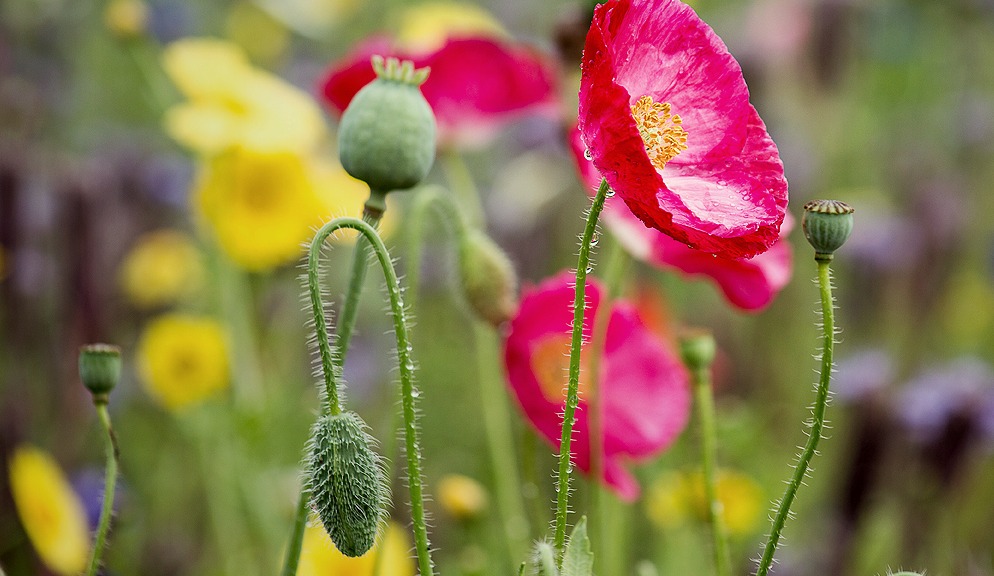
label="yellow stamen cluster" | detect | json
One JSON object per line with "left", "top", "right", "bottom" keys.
{"left": 632, "top": 95, "right": 689, "bottom": 170}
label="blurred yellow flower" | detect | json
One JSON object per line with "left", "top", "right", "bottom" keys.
{"left": 298, "top": 521, "right": 414, "bottom": 576}
{"left": 646, "top": 469, "right": 763, "bottom": 536}
{"left": 104, "top": 0, "right": 148, "bottom": 37}
{"left": 162, "top": 37, "right": 325, "bottom": 154}
{"left": 313, "top": 162, "right": 398, "bottom": 244}
{"left": 437, "top": 474, "right": 489, "bottom": 520}
{"left": 225, "top": 3, "right": 289, "bottom": 65}
{"left": 119, "top": 229, "right": 204, "bottom": 308}
{"left": 395, "top": 2, "right": 507, "bottom": 53}
{"left": 195, "top": 148, "right": 327, "bottom": 270}
{"left": 8, "top": 445, "right": 89, "bottom": 576}
{"left": 138, "top": 314, "right": 229, "bottom": 411}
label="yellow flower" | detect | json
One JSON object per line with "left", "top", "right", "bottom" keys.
{"left": 225, "top": 3, "right": 289, "bottom": 65}
{"left": 646, "top": 469, "right": 763, "bottom": 536}
{"left": 395, "top": 2, "right": 508, "bottom": 53}
{"left": 119, "top": 229, "right": 204, "bottom": 309}
{"left": 195, "top": 148, "right": 334, "bottom": 270}
{"left": 162, "top": 38, "right": 325, "bottom": 154}
{"left": 104, "top": 0, "right": 148, "bottom": 37}
{"left": 8, "top": 446, "right": 89, "bottom": 575}
{"left": 437, "top": 474, "right": 489, "bottom": 520}
{"left": 298, "top": 521, "right": 414, "bottom": 576}
{"left": 138, "top": 314, "right": 229, "bottom": 411}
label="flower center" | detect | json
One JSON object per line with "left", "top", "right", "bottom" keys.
{"left": 530, "top": 335, "right": 590, "bottom": 403}
{"left": 631, "top": 95, "right": 689, "bottom": 170}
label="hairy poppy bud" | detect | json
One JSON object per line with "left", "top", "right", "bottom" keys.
{"left": 338, "top": 56, "right": 437, "bottom": 193}
{"left": 307, "top": 411, "right": 387, "bottom": 557}
{"left": 802, "top": 200, "right": 854, "bottom": 260}
{"left": 458, "top": 229, "right": 518, "bottom": 327}
{"left": 678, "top": 330, "right": 716, "bottom": 372}
{"left": 79, "top": 344, "right": 122, "bottom": 401}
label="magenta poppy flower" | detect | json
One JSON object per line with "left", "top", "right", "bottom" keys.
{"left": 321, "top": 36, "right": 559, "bottom": 148}
{"left": 569, "top": 125, "right": 793, "bottom": 311}
{"left": 503, "top": 272, "right": 691, "bottom": 500}
{"left": 578, "top": 0, "right": 789, "bottom": 259}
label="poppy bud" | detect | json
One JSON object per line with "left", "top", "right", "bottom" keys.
{"left": 802, "top": 200, "right": 854, "bottom": 260}
{"left": 79, "top": 344, "right": 122, "bottom": 401}
{"left": 678, "top": 330, "right": 716, "bottom": 372}
{"left": 458, "top": 229, "right": 518, "bottom": 327}
{"left": 338, "top": 56, "right": 437, "bottom": 193}
{"left": 307, "top": 411, "right": 387, "bottom": 557}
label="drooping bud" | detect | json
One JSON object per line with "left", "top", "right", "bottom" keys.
{"left": 458, "top": 229, "right": 519, "bottom": 327}
{"left": 338, "top": 56, "right": 437, "bottom": 194}
{"left": 79, "top": 344, "right": 122, "bottom": 401}
{"left": 307, "top": 411, "right": 387, "bottom": 557}
{"left": 678, "top": 330, "right": 716, "bottom": 372}
{"left": 801, "top": 200, "right": 854, "bottom": 261}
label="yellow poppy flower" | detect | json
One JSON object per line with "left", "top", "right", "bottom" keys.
{"left": 646, "top": 468, "right": 763, "bottom": 536}
{"left": 119, "top": 229, "right": 204, "bottom": 309}
{"left": 395, "top": 2, "right": 508, "bottom": 53}
{"left": 298, "top": 521, "right": 414, "bottom": 576}
{"left": 162, "top": 38, "right": 325, "bottom": 154}
{"left": 104, "top": 0, "right": 148, "bottom": 37}
{"left": 8, "top": 446, "right": 89, "bottom": 576}
{"left": 437, "top": 474, "right": 489, "bottom": 521}
{"left": 138, "top": 314, "right": 229, "bottom": 411}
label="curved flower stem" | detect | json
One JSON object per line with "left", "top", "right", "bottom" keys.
{"left": 690, "top": 362, "right": 731, "bottom": 576}
{"left": 554, "top": 178, "right": 610, "bottom": 561}
{"left": 756, "top": 258, "right": 836, "bottom": 576}
{"left": 86, "top": 401, "right": 118, "bottom": 576}
{"left": 312, "top": 216, "right": 434, "bottom": 575}
{"left": 281, "top": 197, "right": 385, "bottom": 576}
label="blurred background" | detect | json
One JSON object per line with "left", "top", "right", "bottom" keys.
{"left": 2, "top": 0, "right": 994, "bottom": 574}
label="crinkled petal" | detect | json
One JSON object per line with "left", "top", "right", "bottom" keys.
{"left": 578, "top": 0, "right": 787, "bottom": 259}
{"left": 503, "top": 272, "right": 690, "bottom": 500}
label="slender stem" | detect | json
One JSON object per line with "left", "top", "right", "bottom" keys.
{"left": 440, "top": 151, "right": 484, "bottom": 228}
{"left": 756, "top": 258, "right": 836, "bottom": 576}
{"left": 281, "top": 491, "right": 309, "bottom": 576}
{"left": 311, "top": 217, "right": 434, "bottom": 575}
{"left": 554, "top": 178, "right": 610, "bottom": 560}
{"left": 86, "top": 402, "right": 119, "bottom": 576}
{"left": 692, "top": 365, "right": 731, "bottom": 576}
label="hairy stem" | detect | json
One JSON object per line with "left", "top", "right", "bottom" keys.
{"left": 85, "top": 402, "right": 119, "bottom": 576}
{"left": 554, "top": 178, "right": 610, "bottom": 561}
{"left": 756, "top": 258, "right": 836, "bottom": 576}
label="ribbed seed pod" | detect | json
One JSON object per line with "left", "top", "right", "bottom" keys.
{"left": 307, "top": 411, "right": 387, "bottom": 557}
{"left": 801, "top": 199, "right": 854, "bottom": 259}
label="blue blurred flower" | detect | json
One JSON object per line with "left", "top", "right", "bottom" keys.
{"left": 896, "top": 357, "right": 994, "bottom": 445}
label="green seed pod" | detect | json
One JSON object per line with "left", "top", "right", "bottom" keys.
{"left": 678, "top": 330, "right": 716, "bottom": 372}
{"left": 338, "top": 56, "right": 437, "bottom": 193}
{"left": 458, "top": 229, "right": 519, "bottom": 327}
{"left": 79, "top": 344, "right": 122, "bottom": 400}
{"left": 307, "top": 411, "right": 387, "bottom": 557}
{"left": 802, "top": 200, "right": 854, "bottom": 260}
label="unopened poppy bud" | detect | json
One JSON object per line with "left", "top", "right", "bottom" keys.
{"left": 79, "top": 344, "right": 122, "bottom": 401}
{"left": 338, "top": 56, "right": 437, "bottom": 193}
{"left": 307, "top": 411, "right": 387, "bottom": 557}
{"left": 802, "top": 200, "right": 854, "bottom": 260}
{"left": 678, "top": 330, "right": 715, "bottom": 372}
{"left": 458, "top": 229, "right": 518, "bottom": 327}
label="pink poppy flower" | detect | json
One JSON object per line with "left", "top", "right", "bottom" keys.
{"left": 503, "top": 271, "right": 691, "bottom": 500}
{"left": 569, "top": 125, "right": 793, "bottom": 311}
{"left": 578, "top": 0, "right": 789, "bottom": 259}
{"left": 321, "top": 36, "right": 559, "bottom": 148}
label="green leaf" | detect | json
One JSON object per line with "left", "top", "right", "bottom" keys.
{"left": 561, "top": 517, "right": 594, "bottom": 576}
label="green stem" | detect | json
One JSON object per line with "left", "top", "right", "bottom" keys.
{"left": 554, "top": 178, "right": 610, "bottom": 561}
{"left": 281, "top": 195, "right": 385, "bottom": 575}
{"left": 440, "top": 152, "right": 484, "bottom": 228}
{"left": 691, "top": 365, "right": 731, "bottom": 576}
{"left": 311, "top": 217, "right": 434, "bottom": 575}
{"left": 85, "top": 402, "right": 119, "bottom": 576}
{"left": 756, "top": 258, "right": 836, "bottom": 576}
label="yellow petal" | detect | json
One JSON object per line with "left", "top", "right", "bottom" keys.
{"left": 162, "top": 38, "right": 253, "bottom": 100}
{"left": 164, "top": 103, "right": 243, "bottom": 155}
{"left": 395, "top": 2, "right": 508, "bottom": 53}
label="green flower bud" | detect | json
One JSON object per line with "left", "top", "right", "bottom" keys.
{"left": 307, "top": 411, "right": 387, "bottom": 557}
{"left": 802, "top": 199, "right": 855, "bottom": 260}
{"left": 338, "top": 56, "right": 437, "bottom": 193}
{"left": 678, "top": 330, "right": 716, "bottom": 372}
{"left": 79, "top": 344, "right": 122, "bottom": 400}
{"left": 458, "top": 229, "right": 519, "bottom": 327}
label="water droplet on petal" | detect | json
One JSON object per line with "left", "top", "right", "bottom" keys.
{"left": 583, "top": 148, "right": 593, "bottom": 160}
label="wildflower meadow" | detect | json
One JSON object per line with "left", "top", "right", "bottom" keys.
{"left": 2, "top": 0, "right": 994, "bottom": 575}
